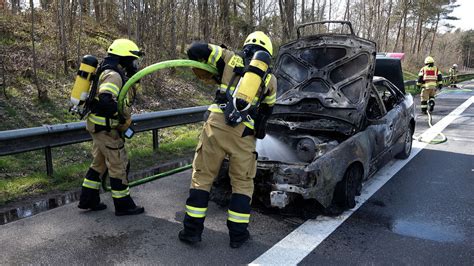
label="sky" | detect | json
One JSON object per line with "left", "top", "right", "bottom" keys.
{"left": 449, "top": 0, "right": 474, "bottom": 31}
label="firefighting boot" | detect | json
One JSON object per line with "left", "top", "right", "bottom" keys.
{"left": 110, "top": 177, "right": 144, "bottom": 216}
{"left": 78, "top": 168, "right": 107, "bottom": 211}
{"left": 179, "top": 189, "right": 209, "bottom": 244}
{"left": 420, "top": 100, "right": 428, "bottom": 115}
{"left": 428, "top": 98, "right": 435, "bottom": 113}
{"left": 227, "top": 193, "right": 251, "bottom": 249}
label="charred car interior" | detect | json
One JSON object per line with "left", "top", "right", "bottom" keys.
{"left": 211, "top": 21, "right": 415, "bottom": 216}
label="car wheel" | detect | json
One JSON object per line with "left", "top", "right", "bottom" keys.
{"left": 395, "top": 125, "right": 413, "bottom": 159}
{"left": 332, "top": 166, "right": 362, "bottom": 210}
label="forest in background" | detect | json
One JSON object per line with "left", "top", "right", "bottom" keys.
{"left": 1, "top": 0, "right": 473, "bottom": 104}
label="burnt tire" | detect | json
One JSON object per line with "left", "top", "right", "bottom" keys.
{"left": 395, "top": 125, "right": 413, "bottom": 159}
{"left": 332, "top": 166, "right": 362, "bottom": 210}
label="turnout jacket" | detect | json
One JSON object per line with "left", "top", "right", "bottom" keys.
{"left": 187, "top": 42, "right": 277, "bottom": 136}
{"left": 417, "top": 65, "right": 442, "bottom": 89}
{"left": 86, "top": 69, "right": 131, "bottom": 133}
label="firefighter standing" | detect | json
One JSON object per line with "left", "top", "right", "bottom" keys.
{"left": 417, "top": 56, "right": 443, "bottom": 114}
{"left": 449, "top": 64, "right": 458, "bottom": 88}
{"left": 78, "top": 39, "right": 145, "bottom": 216}
{"left": 178, "top": 31, "right": 277, "bottom": 248}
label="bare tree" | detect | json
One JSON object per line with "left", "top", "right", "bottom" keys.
{"left": 30, "top": 0, "right": 47, "bottom": 100}
{"left": 93, "top": 0, "right": 101, "bottom": 22}
{"left": 11, "top": 0, "right": 20, "bottom": 14}
{"left": 77, "top": 0, "right": 84, "bottom": 67}
{"left": 198, "top": 0, "right": 210, "bottom": 41}
{"left": 279, "top": 0, "right": 295, "bottom": 41}
{"left": 126, "top": 0, "right": 131, "bottom": 39}
{"left": 59, "top": 0, "right": 68, "bottom": 74}
{"left": 383, "top": 0, "right": 393, "bottom": 51}
{"left": 181, "top": 0, "right": 193, "bottom": 54}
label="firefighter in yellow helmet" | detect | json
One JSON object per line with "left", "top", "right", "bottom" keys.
{"left": 416, "top": 56, "right": 442, "bottom": 114}
{"left": 178, "top": 31, "right": 277, "bottom": 248}
{"left": 448, "top": 64, "right": 458, "bottom": 88}
{"left": 78, "top": 39, "right": 145, "bottom": 216}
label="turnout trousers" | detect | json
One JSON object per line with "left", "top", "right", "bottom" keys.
{"left": 78, "top": 129, "right": 138, "bottom": 211}
{"left": 420, "top": 87, "right": 436, "bottom": 113}
{"left": 182, "top": 113, "right": 257, "bottom": 243}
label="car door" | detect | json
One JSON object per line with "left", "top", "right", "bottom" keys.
{"left": 366, "top": 85, "right": 390, "bottom": 173}
{"left": 376, "top": 81, "right": 406, "bottom": 157}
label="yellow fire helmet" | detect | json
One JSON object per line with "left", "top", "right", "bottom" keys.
{"left": 243, "top": 31, "right": 273, "bottom": 56}
{"left": 424, "top": 56, "right": 435, "bottom": 65}
{"left": 107, "top": 39, "right": 143, "bottom": 58}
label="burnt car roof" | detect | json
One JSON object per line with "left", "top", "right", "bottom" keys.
{"left": 272, "top": 21, "right": 376, "bottom": 132}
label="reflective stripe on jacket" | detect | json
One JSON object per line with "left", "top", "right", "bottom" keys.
{"left": 87, "top": 69, "right": 124, "bottom": 129}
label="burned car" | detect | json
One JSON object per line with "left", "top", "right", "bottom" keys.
{"left": 212, "top": 21, "right": 415, "bottom": 213}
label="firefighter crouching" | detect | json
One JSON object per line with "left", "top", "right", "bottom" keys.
{"left": 178, "top": 31, "right": 277, "bottom": 248}
{"left": 78, "top": 39, "right": 145, "bottom": 216}
{"left": 417, "top": 56, "right": 442, "bottom": 114}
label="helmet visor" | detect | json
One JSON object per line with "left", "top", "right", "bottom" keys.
{"left": 130, "top": 50, "right": 145, "bottom": 58}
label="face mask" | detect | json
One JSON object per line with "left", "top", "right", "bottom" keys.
{"left": 242, "top": 44, "right": 262, "bottom": 65}
{"left": 122, "top": 58, "right": 139, "bottom": 78}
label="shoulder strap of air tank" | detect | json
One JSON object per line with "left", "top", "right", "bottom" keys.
{"left": 232, "top": 51, "right": 245, "bottom": 76}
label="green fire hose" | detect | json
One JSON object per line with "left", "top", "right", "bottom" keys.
{"left": 102, "top": 164, "right": 193, "bottom": 191}
{"left": 118, "top": 59, "right": 218, "bottom": 116}
{"left": 414, "top": 109, "right": 447, "bottom": 144}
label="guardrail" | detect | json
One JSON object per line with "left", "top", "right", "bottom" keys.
{"left": 404, "top": 73, "right": 474, "bottom": 92}
{"left": 0, "top": 106, "right": 207, "bottom": 175}
{"left": 1, "top": 73, "right": 473, "bottom": 176}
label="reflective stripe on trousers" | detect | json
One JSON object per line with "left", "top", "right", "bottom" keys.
{"left": 82, "top": 178, "right": 101, "bottom": 190}
{"left": 111, "top": 187, "right": 130, "bottom": 198}
{"left": 228, "top": 210, "right": 250, "bottom": 223}
{"left": 186, "top": 205, "right": 207, "bottom": 218}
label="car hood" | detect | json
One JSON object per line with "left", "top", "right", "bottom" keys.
{"left": 273, "top": 32, "right": 376, "bottom": 132}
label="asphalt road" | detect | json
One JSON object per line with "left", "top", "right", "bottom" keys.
{"left": 1, "top": 81, "right": 473, "bottom": 265}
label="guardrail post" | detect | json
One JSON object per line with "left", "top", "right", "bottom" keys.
{"left": 45, "top": 147, "right": 53, "bottom": 176}
{"left": 152, "top": 129, "right": 159, "bottom": 151}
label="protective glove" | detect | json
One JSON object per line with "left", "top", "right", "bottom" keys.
{"left": 254, "top": 104, "right": 273, "bottom": 139}
{"left": 192, "top": 68, "right": 217, "bottom": 84}
{"left": 254, "top": 113, "right": 271, "bottom": 139}
{"left": 116, "top": 118, "right": 132, "bottom": 132}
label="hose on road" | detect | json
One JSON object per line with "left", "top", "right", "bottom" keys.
{"left": 414, "top": 109, "right": 448, "bottom": 144}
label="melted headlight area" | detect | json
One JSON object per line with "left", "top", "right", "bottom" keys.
{"left": 257, "top": 133, "right": 339, "bottom": 164}
{"left": 255, "top": 133, "right": 339, "bottom": 208}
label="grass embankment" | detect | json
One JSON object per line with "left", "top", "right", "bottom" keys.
{"left": 0, "top": 11, "right": 216, "bottom": 206}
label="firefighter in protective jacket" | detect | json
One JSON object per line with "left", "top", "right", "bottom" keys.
{"left": 449, "top": 64, "right": 458, "bottom": 88}
{"left": 417, "top": 56, "right": 442, "bottom": 114}
{"left": 178, "top": 31, "right": 277, "bottom": 248}
{"left": 78, "top": 39, "right": 145, "bottom": 216}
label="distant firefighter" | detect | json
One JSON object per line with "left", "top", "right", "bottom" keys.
{"left": 449, "top": 64, "right": 458, "bottom": 88}
{"left": 416, "top": 56, "right": 442, "bottom": 114}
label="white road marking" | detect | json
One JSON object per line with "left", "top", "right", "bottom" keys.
{"left": 251, "top": 96, "right": 474, "bottom": 265}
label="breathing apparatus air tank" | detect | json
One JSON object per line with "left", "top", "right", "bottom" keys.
{"left": 233, "top": 50, "right": 271, "bottom": 111}
{"left": 70, "top": 55, "right": 98, "bottom": 113}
